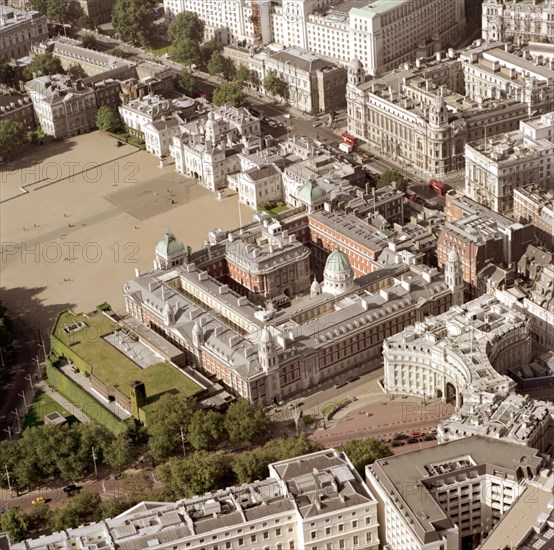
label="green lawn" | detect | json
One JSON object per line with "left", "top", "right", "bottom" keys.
{"left": 23, "top": 390, "right": 76, "bottom": 430}
{"left": 147, "top": 38, "right": 173, "bottom": 57}
{"left": 53, "top": 311, "right": 201, "bottom": 402}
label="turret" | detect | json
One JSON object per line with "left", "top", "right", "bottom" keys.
{"left": 445, "top": 248, "right": 464, "bottom": 306}
{"left": 192, "top": 321, "right": 204, "bottom": 348}
{"left": 258, "top": 327, "right": 277, "bottom": 373}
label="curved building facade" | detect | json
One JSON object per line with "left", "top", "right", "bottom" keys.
{"left": 383, "top": 295, "right": 530, "bottom": 408}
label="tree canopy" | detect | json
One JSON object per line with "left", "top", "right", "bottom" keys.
{"left": 338, "top": 437, "right": 393, "bottom": 475}
{"left": 96, "top": 107, "right": 122, "bottom": 133}
{"left": 187, "top": 409, "right": 224, "bottom": 451}
{"left": 112, "top": 0, "right": 155, "bottom": 47}
{"left": 177, "top": 69, "right": 196, "bottom": 95}
{"left": 376, "top": 169, "right": 408, "bottom": 192}
{"left": 0, "top": 507, "right": 28, "bottom": 543}
{"left": 0, "top": 121, "right": 26, "bottom": 160}
{"left": 0, "top": 60, "right": 15, "bottom": 87}
{"left": 263, "top": 70, "right": 286, "bottom": 98}
{"left": 234, "top": 65, "right": 252, "bottom": 85}
{"left": 23, "top": 53, "right": 64, "bottom": 80}
{"left": 223, "top": 398, "right": 269, "bottom": 447}
{"left": 212, "top": 81, "right": 245, "bottom": 108}
{"left": 81, "top": 33, "right": 96, "bottom": 50}
{"left": 146, "top": 393, "right": 196, "bottom": 460}
{"left": 168, "top": 12, "right": 205, "bottom": 44}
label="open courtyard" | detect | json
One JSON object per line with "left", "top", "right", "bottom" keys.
{"left": 0, "top": 131, "right": 245, "bottom": 335}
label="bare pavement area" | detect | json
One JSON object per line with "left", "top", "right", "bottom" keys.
{"left": 0, "top": 131, "right": 244, "bottom": 331}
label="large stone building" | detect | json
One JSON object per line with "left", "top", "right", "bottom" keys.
{"left": 438, "top": 193, "right": 535, "bottom": 297}
{"left": 438, "top": 392, "right": 553, "bottom": 453}
{"left": 383, "top": 294, "right": 528, "bottom": 408}
{"left": 366, "top": 436, "right": 549, "bottom": 550}
{"left": 0, "top": 7, "right": 47, "bottom": 62}
{"left": 246, "top": 46, "right": 347, "bottom": 114}
{"left": 25, "top": 74, "right": 97, "bottom": 138}
{"left": 12, "top": 448, "right": 381, "bottom": 550}
{"left": 464, "top": 112, "right": 554, "bottom": 214}
{"left": 0, "top": 84, "right": 34, "bottom": 128}
{"left": 513, "top": 185, "right": 554, "bottom": 249}
{"left": 165, "top": 0, "right": 466, "bottom": 77}
{"left": 346, "top": 40, "right": 554, "bottom": 180}
{"left": 170, "top": 106, "right": 263, "bottom": 191}
{"left": 122, "top": 212, "right": 462, "bottom": 405}
{"left": 482, "top": 0, "right": 554, "bottom": 43}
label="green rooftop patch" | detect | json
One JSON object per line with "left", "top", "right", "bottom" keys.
{"left": 51, "top": 310, "right": 201, "bottom": 409}
{"left": 23, "top": 390, "right": 77, "bottom": 430}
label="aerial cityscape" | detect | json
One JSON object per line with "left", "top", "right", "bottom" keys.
{"left": 0, "top": 0, "right": 553, "bottom": 548}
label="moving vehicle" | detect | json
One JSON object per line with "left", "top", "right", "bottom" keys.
{"left": 283, "top": 113, "right": 292, "bottom": 119}
{"left": 32, "top": 497, "right": 46, "bottom": 505}
{"left": 340, "top": 132, "right": 358, "bottom": 148}
{"left": 428, "top": 178, "right": 447, "bottom": 196}
{"left": 405, "top": 190, "right": 417, "bottom": 201}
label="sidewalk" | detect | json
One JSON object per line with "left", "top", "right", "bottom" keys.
{"left": 36, "top": 380, "right": 91, "bottom": 424}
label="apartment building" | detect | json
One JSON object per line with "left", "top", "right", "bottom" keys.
{"left": 13, "top": 448, "right": 381, "bottom": 550}
{"left": 464, "top": 112, "right": 554, "bottom": 214}
{"left": 25, "top": 74, "right": 97, "bottom": 138}
{"left": 513, "top": 185, "right": 554, "bottom": 249}
{"left": 482, "top": 0, "right": 554, "bottom": 43}
{"left": 366, "top": 437, "right": 547, "bottom": 550}
{"left": 0, "top": 84, "right": 35, "bottom": 128}
{"left": 0, "top": 7, "right": 47, "bottom": 62}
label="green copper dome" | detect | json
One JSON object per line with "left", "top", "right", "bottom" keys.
{"left": 298, "top": 180, "right": 327, "bottom": 203}
{"left": 156, "top": 232, "right": 185, "bottom": 257}
{"left": 325, "top": 248, "right": 352, "bottom": 273}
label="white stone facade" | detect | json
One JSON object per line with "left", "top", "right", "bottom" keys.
{"left": 25, "top": 75, "right": 97, "bottom": 139}
{"left": 464, "top": 112, "right": 554, "bottom": 214}
{"left": 482, "top": 0, "right": 554, "bottom": 43}
{"left": 0, "top": 8, "right": 47, "bottom": 62}
{"left": 383, "top": 295, "right": 530, "bottom": 409}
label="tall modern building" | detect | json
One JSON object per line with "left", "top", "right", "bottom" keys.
{"left": 163, "top": 0, "right": 466, "bottom": 76}
{"left": 366, "top": 436, "right": 549, "bottom": 550}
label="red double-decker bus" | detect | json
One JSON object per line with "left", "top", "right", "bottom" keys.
{"left": 341, "top": 132, "right": 357, "bottom": 148}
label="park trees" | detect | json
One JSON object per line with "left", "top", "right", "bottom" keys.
{"left": 104, "top": 433, "right": 134, "bottom": 469}
{"left": 212, "top": 82, "right": 245, "bottom": 108}
{"left": 376, "top": 169, "right": 408, "bottom": 192}
{"left": 147, "top": 393, "right": 196, "bottom": 460}
{"left": 187, "top": 409, "right": 224, "bottom": 451}
{"left": 46, "top": 0, "right": 71, "bottom": 27}
{"left": 120, "top": 471, "right": 154, "bottom": 503}
{"left": 96, "top": 106, "right": 122, "bottom": 133}
{"left": 0, "top": 120, "right": 26, "bottom": 159}
{"left": 0, "top": 508, "right": 28, "bottom": 543}
{"left": 338, "top": 437, "right": 393, "bottom": 475}
{"left": 112, "top": 0, "right": 155, "bottom": 47}
{"left": 168, "top": 12, "right": 205, "bottom": 66}
{"left": 49, "top": 491, "right": 103, "bottom": 532}
{"left": 23, "top": 53, "right": 64, "bottom": 79}
{"left": 158, "top": 452, "right": 234, "bottom": 499}
{"left": 224, "top": 398, "right": 269, "bottom": 447}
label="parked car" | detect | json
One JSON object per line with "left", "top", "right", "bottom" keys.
{"left": 268, "top": 120, "right": 279, "bottom": 128}
{"left": 283, "top": 113, "right": 292, "bottom": 119}
{"left": 63, "top": 484, "right": 81, "bottom": 496}
{"left": 391, "top": 441, "right": 405, "bottom": 447}
{"left": 393, "top": 433, "right": 409, "bottom": 440}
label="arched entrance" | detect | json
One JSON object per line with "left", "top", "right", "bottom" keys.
{"left": 446, "top": 382, "right": 457, "bottom": 405}
{"left": 436, "top": 389, "right": 443, "bottom": 399}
